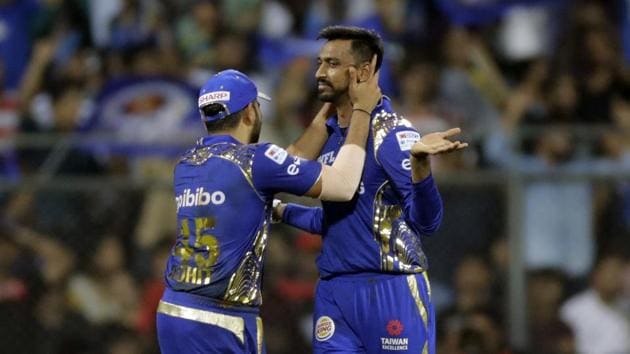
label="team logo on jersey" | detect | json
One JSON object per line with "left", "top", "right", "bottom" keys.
{"left": 198, "top": 91, "right": 230, "bottom": 106}
{"left": 381, "top": 320, "right": 408, "bottom": 350}
{"left": 315, "top": 316, "right": 335, "bottom": 341}
{"left": 264, "top": 144, "right": 288, "bottom": 165}
{"left": 395, "top": 131, "right": 420, "bottom": 151}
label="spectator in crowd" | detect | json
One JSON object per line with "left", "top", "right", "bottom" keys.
{"left": 447, "top": 254, "right": 494, "bottom": 314}
{"left": 560, "top": 252, "right": 630, "bottom": 354}
{"left": 67, "top": 235, "right": 140, "bottom": 328}
{"left": 526, "top": 268, "right": 574, "bottom": 353}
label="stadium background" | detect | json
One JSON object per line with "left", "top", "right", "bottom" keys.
{"left": 0, "top": 0, "right": 628, "bottom": 353}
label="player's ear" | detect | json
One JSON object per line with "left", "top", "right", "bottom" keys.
{"left": 358, "top": 60, "right": 371, "bottom": 82}
{"left": 242, "top": 103, "right": 256, "bottom": 126}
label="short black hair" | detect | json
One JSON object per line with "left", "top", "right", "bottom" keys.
{"left": 317, "top": 25, "right": 384, "bottom": 71}
{"left": 202, "top": 103, "right": 247, "bottom": 133}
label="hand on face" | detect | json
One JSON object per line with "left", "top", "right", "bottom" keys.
{"left": 348, "top": 55, "right": 381, "bottom": 113}
{"left": 315, "top": 102, "right": 335, "bottom": 121}
{"left": 410, "top": 127, "right": 468, "bottom": 158}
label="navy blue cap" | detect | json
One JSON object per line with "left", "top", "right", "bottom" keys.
{"left": 198, "top": 69, "right": 271, "bottom": 122}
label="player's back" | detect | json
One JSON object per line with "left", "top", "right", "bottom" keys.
{"left": 164, "top": 137, "right": 269, "bottom": 307}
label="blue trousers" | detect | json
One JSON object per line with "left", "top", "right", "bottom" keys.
{"left": 156, "top": 289, "right": 265, "bottom": 354}
{"left": 313, "top": 272, "right": 435, "bottom": 354}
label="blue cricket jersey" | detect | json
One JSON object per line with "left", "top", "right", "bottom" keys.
{"left": 164, "top": 135, "right": 322, "bottom": 306}
{"left": 283, "top": 97, "right": 443, "bottom": 278}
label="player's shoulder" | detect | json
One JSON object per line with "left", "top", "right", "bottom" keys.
{"left": 253, "top": 142, "right": 291, "bottom": 166}
{"left": 178, "top": 141, "right": 258, "bottom": 168}
{"left": 372, "top": 98, "right": 418, "bottom": 153}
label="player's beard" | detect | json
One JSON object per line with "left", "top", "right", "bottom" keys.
{"left": 249, "top": 112, "right": 262, "bottom": 143}
{"left": 317, "top": 79, "right": 347, "bottom": 103}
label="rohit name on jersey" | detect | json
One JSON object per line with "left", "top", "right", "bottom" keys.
{"left": 175, "top": 187, "right": 226, "bottom": 211}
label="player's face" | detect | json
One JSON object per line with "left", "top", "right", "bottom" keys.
{"left": 249, "top": 101, "right": 262, "bottom": 143}
{"left": 315, "top": 40, "right": 355, "bottom": 102}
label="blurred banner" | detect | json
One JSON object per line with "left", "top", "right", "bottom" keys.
{"left": 436, "top": 0, "right": 558, "bottom": 25}
{"left": 81, "top": 76, "right": 202, "bottom": 156}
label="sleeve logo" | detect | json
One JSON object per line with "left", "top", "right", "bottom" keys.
{"left": 264, "top": 144, "right": 288, "bottom": 165}
{"left": 395, "top": 131, "right": 420, "bottom": 151}
{"left": 315, "top": 316, "right": 335, "bottom": 341}
{"left": 287, "top": 157, "right": 301, "bottom": 175}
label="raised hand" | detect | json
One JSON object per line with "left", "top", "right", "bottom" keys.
{"left": 348, "top": 55, "right": 381, "bottom": 113}
{"left": 411, "top": 128, "right": 468, "bottom": 158}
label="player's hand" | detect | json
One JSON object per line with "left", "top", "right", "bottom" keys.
{"left": 349, "top": 55, "right": 381, "bottom": 114}
{"left": 411, "top": 128, "right": 468, "bottom": 158}
{"left": 272, "top": 199, "right": 286, "bottom": 224}
{"left": 314, "top": 102, "right": 335, "bottom": 122}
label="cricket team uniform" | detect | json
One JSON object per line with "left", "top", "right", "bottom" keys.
{"left": 283, "top": 97, "right": 443, "bottom": 354}
{"left": 156, "top": 69, "right": 319, "bottom": 354}
{"left": 156, "top": 135, "right": 322, "bottom": 353}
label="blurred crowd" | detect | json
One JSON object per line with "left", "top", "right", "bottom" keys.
{"left": 0, "top": 0, "right": 629, "bottom": 353}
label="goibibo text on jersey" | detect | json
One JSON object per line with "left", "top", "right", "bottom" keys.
{"left": 175, "top": 187, "right": 226, "bottom": 211}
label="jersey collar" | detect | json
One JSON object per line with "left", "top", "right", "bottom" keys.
{"left": 324, "top": 95, "right": 390, "bottom": 130}
{"left": 197, "top": 134, "right": 241, "bottom": 147}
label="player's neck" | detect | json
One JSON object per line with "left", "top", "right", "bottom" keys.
{"left": 335, "top": 99, "right": 354, "bottom": 128}
{"left": 212, "top": 127, "right": 249, "bottom": 145}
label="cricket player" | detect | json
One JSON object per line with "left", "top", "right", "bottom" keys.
{"left": 156, "top": 67, "right": 381, "bottom": 353}
{"left": 275, "top": 26, "right": 468, "bottom": 353}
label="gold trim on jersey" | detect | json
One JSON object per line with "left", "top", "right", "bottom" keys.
{"left": 223, "top": 205, "right": 272, "bottom": 306}
{"left": 372, "top": 182, "right": 427, "bottom": 273}
{"left": 181, "top": 142, "right": 264, "bottom": 202}
{"left": 157, "top": 300, "right": 244, "bottom": 344}
{"left": 423, "top": 272, "right": 431, "bottom": 298}
{"left": 406, "top": 275, "right": 429, "bottom": 354}
{"left": 371, "top": 110, "right": 413, "bottom": 164}
{"left": 373, "top": 181, "right": 400, "bottom": 271}
{"left": 256, "top": 316, "right": 263, "bottom": 354}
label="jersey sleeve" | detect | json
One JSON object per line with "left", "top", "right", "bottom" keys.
{"left": 252, "top": 143, "right": 322, "bottom": 196}
{"left": 377, "top": 127, "right": 443, "bottom": 235}
{"left": 282, "top": 203, "right": 325, "bottom": 235}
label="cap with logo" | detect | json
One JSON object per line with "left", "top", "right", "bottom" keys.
{"left": 198, "top": 69, "right": 271, "bottom": 122}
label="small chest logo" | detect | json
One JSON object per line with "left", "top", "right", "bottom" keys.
{"left": 315, "top": 316, "right": 335, "bottom": 341}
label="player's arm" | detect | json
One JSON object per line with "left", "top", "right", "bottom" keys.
{"left": 285, "top": 103, "right": 334, "bottom": 160}
{"left": 302, "top": 56, "right": 381, "bottom": 201}
{"left": 273, "top": 201, "right": 324, "bottom": 235}
{"left": 405, "top": 128, "right": 467, "bottom": 233}
{"left": 378, "top": 127, "right": 467, "bottom": 235}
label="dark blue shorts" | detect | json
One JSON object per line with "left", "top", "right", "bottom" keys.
{"left": 156, "top": 289, "right": 265, "bottom": 354}
{"left": 313, "top": 272, "right": 435, "bottom": 354}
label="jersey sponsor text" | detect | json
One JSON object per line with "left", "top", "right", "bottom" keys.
{"left": 176, "top": 187, "right": 226, "bottom": 211}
